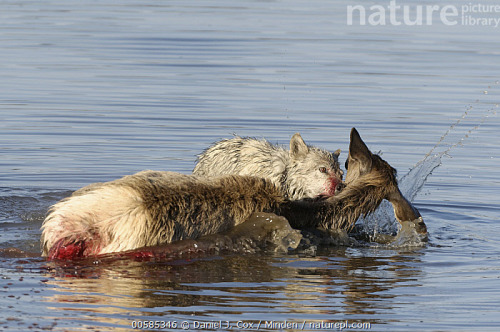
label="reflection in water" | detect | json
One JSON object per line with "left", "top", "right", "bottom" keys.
{"left": 43, "top": 246, "right": 425, "bottom": 328}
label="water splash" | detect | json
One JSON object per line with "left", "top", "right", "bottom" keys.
{"left": 356, "top": 153, "right": 443, "bottom": 244}
{"left": 360, "top": 83, "right": 499, "bottom": 246}
{"left": 226, "top": 212, "right": 303, "bottom": 253}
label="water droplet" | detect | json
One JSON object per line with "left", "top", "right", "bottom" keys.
{"left": 483, "top": 90, "right": 488, "bottom": 94}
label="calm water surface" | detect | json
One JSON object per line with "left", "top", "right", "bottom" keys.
{"left": 1, "top": 1, "right": 500, "bottom": 331}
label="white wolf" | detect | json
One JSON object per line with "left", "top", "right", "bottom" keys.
{"left": 193, "top": 133, "right": 344, "bottom": 200}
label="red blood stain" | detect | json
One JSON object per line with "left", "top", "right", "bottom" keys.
{"left": 321, "top": 177, "right": 341, "bottom": 197}
{"left": 48, "top": 236, "right": 102, "bottom": 261}
{"left": 48, "top": 239, "right": 87, "bottom": 260}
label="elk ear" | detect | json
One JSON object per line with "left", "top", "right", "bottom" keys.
{"left": 290, "top": 133, "right": 309, "bottom": 159}
{"left": 349, "top": 128, "right": 372, "bottom": 172}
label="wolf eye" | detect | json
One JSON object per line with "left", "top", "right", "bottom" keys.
{"left": 319, "top": 167, "right": 327, "bottom": 174}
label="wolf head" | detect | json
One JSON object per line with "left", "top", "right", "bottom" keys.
{"left": 286, "top": 133, "right": 344, "bottom": 200}
{"left": 345, "top": 128, "right": 426, "bottom": 234}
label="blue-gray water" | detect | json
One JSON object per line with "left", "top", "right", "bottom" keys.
{"left": 1, "top": 1, "right": 500, "bottom": 331}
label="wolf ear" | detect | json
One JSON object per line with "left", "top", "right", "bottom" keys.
{"left": 349, "top": 128, "right": 372, "bottom": 171}
{"left": 290, "top": 133, "right": 309, "bottom": 159}
{"left": 333, "top": 149, "right": 341, "bottom": 157}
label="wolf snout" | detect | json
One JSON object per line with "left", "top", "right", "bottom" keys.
{"left": 321, "top": 177, "right": 345, "bottom": 197}
{"left": 334, "top": 181, "right": 346, "bottom": 195}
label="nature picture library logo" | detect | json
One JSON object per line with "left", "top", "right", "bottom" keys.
{"left": 347, "top": 1, "right": 500, "bottom": 27}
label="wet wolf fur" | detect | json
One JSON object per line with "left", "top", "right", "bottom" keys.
{"left": 193, "top": 134, "right": 343, "bottom": 200}
{"left": 41, "top": 128, "right": 425, "bottom": 259}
